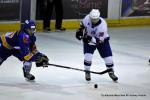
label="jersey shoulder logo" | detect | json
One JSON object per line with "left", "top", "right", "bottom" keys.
{"left": 23, "top": 35, "right": 29, "bottom": 44}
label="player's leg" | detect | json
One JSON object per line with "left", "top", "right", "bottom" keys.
{"left": 84, "top": 53, "right": 92, "bottom": 81}
{"left": 97, "top": 40, "right": 118, "bottom": 81}
{"left": 83, "top": 43, "right": 96, "bottom": 81}
{"left": 0, "top": 57, "right": 2, "bottom": 65}
{"left": 43, "top": 0, "right": 53, "bottom": 31}
{"left": 104, "top": 57, "right": 118, "bottom": 81}
{"left": 23, "top": 61, "right": 35, "bottom": 80}
{"left": 54, "top": 0, "right": 65, "bottom": 31}
{"left": 13, "top": 51, "right": 35, "bottom": 80}
{"left": 0, "top": 45, "right": 12, "bottom": 66}
{"left": 0, "top": 42, "right": 2, "bottom": 65}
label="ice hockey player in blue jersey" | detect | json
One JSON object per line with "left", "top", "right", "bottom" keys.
{"left": 0, "top": 20, "right": 49, "bottom": 81}
{"left": 76, "top": 9, "right": 118, "bottom": 82}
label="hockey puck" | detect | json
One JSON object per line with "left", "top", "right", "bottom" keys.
{"left": 94, "top": 84, "right": 98, "bottom": 88}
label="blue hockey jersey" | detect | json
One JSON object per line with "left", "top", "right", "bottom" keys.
{"left": 0, "top": 30, "right": 39, "bottom": 62}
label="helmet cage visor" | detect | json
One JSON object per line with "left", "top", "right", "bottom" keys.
{"left": 90, "top": 18, "right": 99, "bottom": 24}
{"left": 26, "top": 25, "right": 36, "bottom": 35}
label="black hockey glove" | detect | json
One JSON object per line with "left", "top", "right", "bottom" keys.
{"left": 36, "top": 54, "right": 49, "bottom": 67}
{"left": 83, "top": 35, "right": 92, "bottom": 43}
{"left": 76, "top": 28, "right": 83, "bottom": 40}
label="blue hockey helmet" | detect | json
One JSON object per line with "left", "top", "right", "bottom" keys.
{"left": 24, "top": 20, "right": 36, "bottom": 35}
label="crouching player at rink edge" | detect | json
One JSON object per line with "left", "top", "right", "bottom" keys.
{"left": 76, "top": 9, "right": 118, "bottom": 82}
{"left": 0, "top": 20, "right": 49, "bottom": 81}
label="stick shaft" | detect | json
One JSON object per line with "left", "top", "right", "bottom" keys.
{"left": 47, "top": 63, "right": 110, "bottom": 75}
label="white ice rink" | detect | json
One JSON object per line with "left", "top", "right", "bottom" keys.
{"left": 0, "top": 27, "right": 150, "bottom": 100}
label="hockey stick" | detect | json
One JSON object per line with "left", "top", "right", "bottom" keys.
{"left": 47, "top": 63, "right": 111, "bottom": 75}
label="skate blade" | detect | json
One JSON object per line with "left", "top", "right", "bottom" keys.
{"left": 113, "top": 80, "right": 118, "bottom": 83}
{"left": 25, "top": 78, "right": 35, "bottom": 82}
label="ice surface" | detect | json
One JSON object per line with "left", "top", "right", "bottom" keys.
{"left": 0, "top": 27, "right": 150, "bottom": 100}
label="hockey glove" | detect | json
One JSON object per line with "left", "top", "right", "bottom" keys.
{"left": 76, "top": 28, "right": 83, "bottom": 40}
{"left": 96, "top": 37, "right": 105, "bottom": 45}
{"left": 36, "top": 54, "right": 49, "bottom": 67}
{"left": 83, "top": 35, "right": 92, "bottom": 43}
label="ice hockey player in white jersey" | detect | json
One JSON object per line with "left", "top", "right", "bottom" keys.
{"left": 75, "top": 9, "right": 118, "bottom": 82}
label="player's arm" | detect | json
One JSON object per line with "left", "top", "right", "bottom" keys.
{"left": 30, "top": 43, "right": 38, "bottom": 54}
{"left": 29, "top": 35, "right": 49, "bottom": 67}
{"left": 96, "top": 20, "right": 108, "bottom": 44}
{"left": 95, "top": 32, "right": 105, "bottom": 44}
{"left": 76, "top": 21, "right": 85, "bottom": 40}
{"left": 19, "top": 34, "right": 37, "bottom": 62}
{"left": 19, "top": 34, "right": 49, "bottom": 67}
{"left": 29, "top": 35, "right": 39, "bottom": 54}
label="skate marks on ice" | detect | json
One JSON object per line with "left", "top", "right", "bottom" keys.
{"left": 0, "top": 80, "right": 149, "bottom": 100}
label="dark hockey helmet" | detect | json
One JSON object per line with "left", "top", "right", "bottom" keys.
{"left": 24, "top": 20, "right": 36, "bottom": 36}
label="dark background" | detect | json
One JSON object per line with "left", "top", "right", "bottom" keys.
{"left": 36, "top": 0, "right": 108, "bottom": 20}
{"left": 0, "top": 0, "right": 20, "bottom": 20}
{"left": 0, "top": 0, "right": 149, "bottom": 21}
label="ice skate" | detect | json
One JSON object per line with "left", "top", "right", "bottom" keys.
{"left": 108, "top": 68, "right": 118, "bottom": 82}
{"left": 85, "top": 70, "right": 91, "bottom": 81}
{"left": 23, "top": 67, "right": 35, "bottom": 81}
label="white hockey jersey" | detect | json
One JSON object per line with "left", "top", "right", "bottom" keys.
{"left": 81, "top": 15, "right": 109, "bottom": 44}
